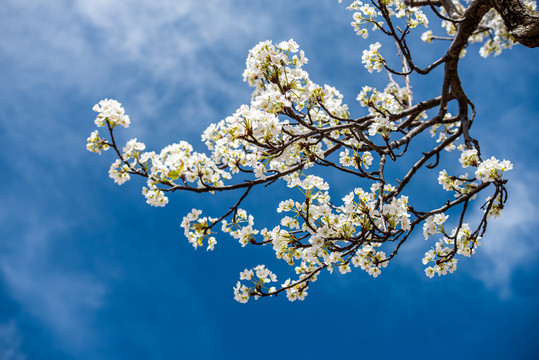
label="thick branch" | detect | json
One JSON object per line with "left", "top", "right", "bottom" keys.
{"left": 441, "top": 0, "right": 461, "bottom": 19}
{"left": 405, "top": 0, "right": 442, "bottom": 6}
{"left": 491, "top": 0, "right": 539, "bottom": 47}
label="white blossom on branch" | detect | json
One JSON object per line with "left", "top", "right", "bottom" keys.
{"left": 86, "top": 1, "right": 538, "bottom": 303}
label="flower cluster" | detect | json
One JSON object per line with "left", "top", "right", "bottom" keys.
{"left": 181, "top": 209, "right": 218, "bottom": 250}
{"left": 459, "top": 149, "right": 479, "bottom": 168}
{"left": 109, "top": 159, "right": 131, "bottom": 185}
{"left": 201, "top": 39, "right": 354, "bottom": 181}
{"left": 362, "top": 42, "right": 384, "bottom": 73}
{"left": 89, "top": 101, "right": 236, "bottom": 206}
{"left": 423, "top": 223, "right": 481, "bottom": 278}
{"left": 422, "top": 0, "right": 537, "bottom": 58}
{"left": 438, "top": 144, "right": 512, "bottom": 199}
{"left": 228, "top": 178, "right": 414, "bottom": 303}
{"left": 86, "top": 130, "right": 110, "bottom": 155}
{"left": 92, "top": 99, "right": 130, "bottom": 128}
{"left": 475, "top": 157, "right": 513, "bottom": 183}
{"left": 346, "top": 0, "right": 428, "bottom": 40}
{"left": 221, "top": 209, "right": 258, "bottom": 247}
{"left": 368, "top": 116, "right": 397, "bottom": 139}
{"left": 348, "top": 1, "right": 379, "bottom": 39}
{"left": 423, "top": 213, "right": 449, "bottom": 240}
{"left": 339, "top": 148, "right": 373, "bottom": 169}
{"left": 356, "top": 82, "right": 414, "bottom": 118}
{"left": 234, "top": 265, "right": 278, "bottom": 303}
{"left": 485, "top": 194, "right": 504, "bottom": 218}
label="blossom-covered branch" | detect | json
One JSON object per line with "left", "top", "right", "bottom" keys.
{"left": 87, "top": 0, "right": 535, "bottom": 302}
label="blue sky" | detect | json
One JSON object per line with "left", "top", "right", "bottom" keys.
{"left": 1, "top": 0, "right": 539, "bottom": 359}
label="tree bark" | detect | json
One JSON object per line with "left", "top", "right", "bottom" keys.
{"left": 491, "top": 0, "right": 539, "bottom": 47}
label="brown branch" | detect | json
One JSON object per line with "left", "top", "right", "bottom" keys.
{"left": 440, "top": 0, "right": 461, "bottom": 19}
{"left": 491, "top": 0, "right": 539, "bottom": 47}
{"left": 405, "top": 0, "right": 442, "bottom": 6}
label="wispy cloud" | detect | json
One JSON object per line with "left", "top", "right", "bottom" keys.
{"left": 0, "top": 320, "right": 25, "bottom": 360}
{"left": 1, "top": 0, "right": 270, "bottom": 88}
{"left": 0, "top": 0, "right": 277, "bottom": 153}
{"left": 468, "top": 169, "right": 539, "bottom": 298}
{"left": 0, "top": 203, "right": 106, "bottom": 354}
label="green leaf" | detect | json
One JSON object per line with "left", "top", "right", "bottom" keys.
{"left": 168, "top": 170, "right": 180, "bottom": 180}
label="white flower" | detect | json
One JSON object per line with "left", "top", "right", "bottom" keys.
{"left": 277, "top": 39, "right": 299, "bottom": 52}
{"left": 421, "top": 30, "right": 433, "bottom": 43}
{"left": 422, "top": 250, "right": 436, "bottom": 265}
{"left": 277, "top": 199, "right": 295, "bottom": 213}
{"left": 339, "top": 149, "right": 353, "bottom": 167}
{"left": 122, "top": 138, "right": 146, "bottom": 158}
{"left": 423, "top": 213, "right": 448, "bottom": 240}
{"left": 368, "top": 116, "right": 396, "bottom": 138}
{"left": 233, "top": 282, "right": 250, "bottom": 303}
{"left": 142, "top": 187, "right": 168, "bottom": 207}
{"left": 240, "top": 269, "right": 254, "bottom": 280}
{"left": 109, "top": 159, "right": 130, "bottom": 185}
{"left": 459, "top": 148, "right": 479, "bottom": 168}
{"left": 361, "top": 42, "right": 383, "bottom": 73}
{"left": 425, "top": 267, "right": 435, "bottom": 278}
{"left": 93, "top": 99, "right": 130, "bottom": 128}
{"left": 339, "top": 264, "right": 352, "bottom": 274}
{"left": 86, "top": 130, "right": 109, "bottom": 154}
{"left": 475, "top": 157, "right": 513, "bottom": 182}
{"left": 362, "top": 151, "right": 373, "bottom": 169}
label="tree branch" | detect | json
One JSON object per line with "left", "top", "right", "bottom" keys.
{"left": 491, "top": 0, "right": 539, "bottom": 47}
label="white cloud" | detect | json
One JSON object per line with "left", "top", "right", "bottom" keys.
{"left": 2, "top": 264, "right": 106, "bottom": 350}
{"left": 0, "top": 0, "right": 276, "bottom": 154}
{"left": 0, "top": 205, "right": 106, "bottom": 354}
{"left": 1, "top": 0, "right": 270, "bottom": 87}
{"left": 469, "top": 170, "right": 539, "bottom": 297}
{"left": 0, "top": 321, "right": 25, "bottom": 360}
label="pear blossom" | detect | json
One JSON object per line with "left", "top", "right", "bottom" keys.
{"left": 362, "top": 42, "right": 383, "bottom": 73}
{"left": 459, "top": 148, "right": 479, "bottom": 168}
{"left": 86, "top": 1, "right": 524, "bottom": 302}
{"left": 368, "top": 116, "right": 397, "bottom": 138}
{"left": 93, "top": 99, "right": 130, "bottom": 128}
{"left": 109, "top": 159, "right": 130, "bottom": 185}
{"left": 475, "top": 157, "right": 513, "bottom": 182}
{"left": 86, "top": 130, "right": 110, "bottom": 154}
{"left": 421, "top": 30, "right": 433, "bottom": 43}
{"left": 423, "top": 213, "right": 449, "bottom": 240}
